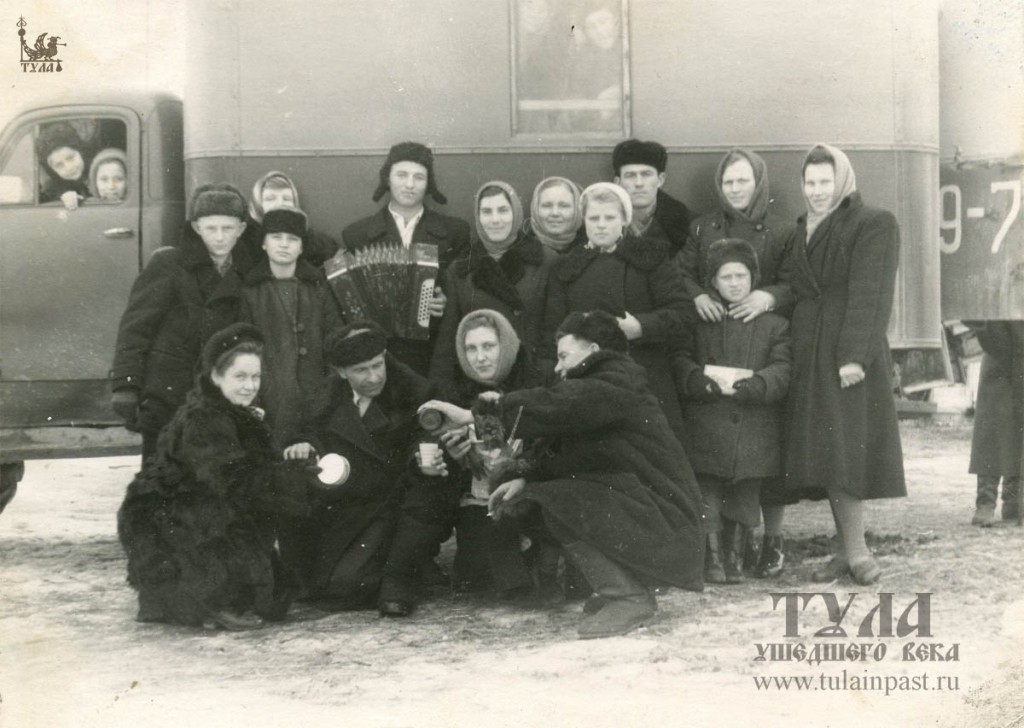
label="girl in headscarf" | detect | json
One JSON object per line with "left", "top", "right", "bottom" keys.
{"left": 782, "top": 143, "right": 906, "bottom": 585}
{"left": 429, "top": 181, "right": 557, "bottom": 383}
{"left": 677, "top": 149, "right": 797, "bottom": 578}
{"left": 544, "top": 182, "right": 695, "bottom": 446}
{"left": 239, "top": 171, "right": 340, "bottom": 269}
{"left": 88, "top": 147, "right": 128, "bottom": 202}
{"left": 526, "top": 176, "right": 586, "bottom": 254}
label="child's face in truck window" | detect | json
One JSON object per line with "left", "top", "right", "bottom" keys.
{"left": 47, "top": 146, "right": 85, "bottom": 181}
{"left": 95, "top": 160, "right": 126, "bottom": 201}
{"left": 192, "top": 215, "right": 246, "bottom": 262}
{"left": 714, "top": 262, "right": 752, "bottom": 304}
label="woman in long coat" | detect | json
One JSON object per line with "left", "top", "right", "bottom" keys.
{"left": 117, "top": 323, "right": 301, "bottom": 630}
{"left": 783, "top": 144, "right": 906, "bottom": 585}
{"left": 543, "top": 182, "right": 695, "bottom": 443}
{"left": 676, "top": 148, "right": 796, "bottom": 577}
{"left": 429, "top": 181, "right": 556, "bottom": 382}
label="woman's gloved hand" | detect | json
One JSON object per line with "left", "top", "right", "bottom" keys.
{"left": 732, "top": 376, "right": 767, "bottom": 403}
{"left": 686, "top": 371, "right": 722, "bottom": 402}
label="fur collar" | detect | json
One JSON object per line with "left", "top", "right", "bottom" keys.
{"left": 453, "top": 236, "right": 544, "bottom": 310}
{"left": 555, "top": 235, "right": 670, "bottom": 283}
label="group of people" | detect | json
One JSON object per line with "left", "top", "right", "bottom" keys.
{"left": 36, "top": 119, "right": 128, "bottom": 208}
{"left": 112, "top": 136, "right": 907, "bottom": 639}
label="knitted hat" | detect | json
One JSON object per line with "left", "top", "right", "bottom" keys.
{"left": 324, "top": 321, "right": 388, "bottom": 367}
{"left": 201, "top": 323, "right": 264, "bottom": 373}
{"left": 189, "top": 183, "right": 247, "bottom": 221}
{"left": 35, "top": 122, "right": 82, "bottom": 168}
{"left": 556, "top": 310, "right": 628, "bottom": 353}
{"left": 87, "top": 147, "right": 128, "bottom": 199}
{"left": 249, "top": 171, "right": 300, "bottom": 223}
{"left": 263, "top": 208, "right": 308, "bottom": 238}
{"left": 704, "top": 238, "right": 760, "bottom": 289}
{"left": 372, "top": 141, "right": 447, "bottom": 205}
{"left": 581, "top": 181, "right": 633, "bottom": 228}
{"left": 455, "top": 309, "right": 521, "bottom": 385}
{"left": 612, "top": 139, "right": 668, "bottom": 174}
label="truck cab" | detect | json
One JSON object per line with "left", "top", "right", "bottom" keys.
{"left": 0, "top": 92, "right": 183, "bottom": 509}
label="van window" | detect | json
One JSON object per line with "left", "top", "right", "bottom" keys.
{"left": 0, "top": 128, "right": 36, "bottom": 204}
{"left": 34, "top": 118, "right": 128, "bottom": 205}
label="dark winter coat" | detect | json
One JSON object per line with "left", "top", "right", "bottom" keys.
{"left": 968, "top": 320, "right": 1024, "bottom": 477}
{"left": 40, "top": 175, "right": 90, "bottom": 205}
{"left": 117, "top": 376, "right": 300, "bottom": 626}
{"left": 675, "top": 311, "right": 792, "bottom": 480}
{"left": 429, "top": 234, "right": 557, "bottom": 382}
{"left": 783, "top": 193, "right": 906, "bottom": 500}
{"left": 239, "top": 259, "right": 344, "bottom": 447}
{"left": 497, "top": 350, "right": 704, "bottom": 590}
{"left": 341, "top": 206, "right": 471, "bottom": 375}
{"left": 288, "top": 356, "right": 437, "bottom": 590}
{"left": 110, "top": 226, "right": 245, "bottom": 437}
{"left": 676, "top": 209, "right": 795, "bottom": 313}
{"left": 544, "top": 236, "right": 697, "bottom": 444}
{"left": 627, "top": 190, "right": 693, "bottom": 257}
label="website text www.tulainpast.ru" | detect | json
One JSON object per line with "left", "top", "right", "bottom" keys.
{"left": 753, "top": 670, "right": 960, "bottom": 696}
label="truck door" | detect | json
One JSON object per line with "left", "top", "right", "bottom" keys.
{"left": 0, "top": 108, "right": 141, "bottom": 424}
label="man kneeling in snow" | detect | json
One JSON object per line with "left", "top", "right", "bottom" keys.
{"left": 421, "top": 311, "right": 705, "bottom": 639}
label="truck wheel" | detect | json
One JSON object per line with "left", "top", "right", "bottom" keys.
{"left": 0, "top": 461, "right": 25, "bottom": 514}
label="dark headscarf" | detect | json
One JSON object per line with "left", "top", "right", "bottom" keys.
{"left": 714, "top": 148, "right": 770, "bottom": 223}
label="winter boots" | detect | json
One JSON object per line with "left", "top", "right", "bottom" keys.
{"left": 754, "top": 535, "right": 785, "bottom": 578}
{"left": 1002, "top": 478, "right": 1021, "bottom": 521}
{"left": 704, "top": 533, "right": 727, "bottom": 584}
{"left": 562, "top": 541, "right": 656, "bottom": 639}
{"left": 378, "top": 515, "right": 449, "bottom": 617}
{"left": 706, "top": 520, "right": 745, "bottom": 584}
{"left": 972, "top": 476, "right": 999, "bottom": 527}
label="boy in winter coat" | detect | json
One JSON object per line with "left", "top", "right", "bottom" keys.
{"left": 110, "top": 183, "right": 249, "bottom": 459}
{"left": 675, "top": 238, "right": 792, "bottom": 584}
{"left": 239, "top": 207, "right": 343, "bottom": 449}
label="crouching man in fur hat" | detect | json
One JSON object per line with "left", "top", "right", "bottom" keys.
{"left": 282, "top": 322, "right": 440, "bottom": 610}
{"left": 420, "top": 311, "right": 706, "bottom": 639}
{"left": 341, "top": 141, "right": 471, "bottom": 375}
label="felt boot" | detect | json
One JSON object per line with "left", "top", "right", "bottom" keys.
{"left": 562, "top": 541, "right": 655, "bottom": 640}
{"left": 1001, "top": 478, "right": 1021, "bottom": 521}
{"left": 704, "top": 532, "right": 727, "bottom": 584}
{"left": 972, "top": 476, "right": 998, "bottom": 526}
{"left": 378, "top": 516, "right": 448, "bottom": 617}
{"left": 720, "top": 518, "right": 745, "bottom": 584}
{"left": 754, "top": 535, "right": 785, "bottom": 578}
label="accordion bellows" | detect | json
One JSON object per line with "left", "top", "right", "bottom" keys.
{"left": 325, "top": 242, "right": 439, "bottom": 340}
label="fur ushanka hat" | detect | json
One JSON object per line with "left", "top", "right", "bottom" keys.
{"left": 556, "top": 310, "right": 628, "bottom": 353}
{"left": 704, "top": 238, "right": 761, "bottom": 289}
{"left": 612, "top": 139, "right": 668, "bottom": 175}
{"left": 263, "top": 208, "right": 308, "bottom": 238}
{"left": 324, "top": 321, "right": 388, "bottom": 368}
{"left": 189, "top": 183, "right": 247, "bottom": 221}
{"left": 372, "top": 141, "right": 447, "bottom": 205}
{"left": 35, "top": 122, "right": 83, "bottom": 170}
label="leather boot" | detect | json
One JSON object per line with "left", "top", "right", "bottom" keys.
{"left": 378, "top": 516, "right": 448, "bottom": 617}
{"left": 1001, "top": 477, "right": 1021, "bottom": 521}
{"left": 562, "top": 541, "right": 655, "bottom": 640}
{"left": 721, "top": 519, "right": 745, "bottom": 584}
{"left": 754, "top": 535, "right": 785, "bottom": 578}
{"left": 972, "top": 476, "right": 998, "bottom": 526}
{"left": 704, "top": 532, "right": 727, "bottom": 584}
{"left": 741, "top": 526, "right": 760, "bottom": 572}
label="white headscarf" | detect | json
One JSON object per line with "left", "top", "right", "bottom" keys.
{"left": 803, "top": 143, "right": 857, "bottom": 241}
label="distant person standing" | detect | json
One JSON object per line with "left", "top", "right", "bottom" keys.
{"left": 965, "top": 320, "right": 1023, "bottom": 526}
{"left": 341, "top": 142, "right": 470, "bottom": 375}
{"left": 612, "top": 139, "right": 693, "bottom": 256}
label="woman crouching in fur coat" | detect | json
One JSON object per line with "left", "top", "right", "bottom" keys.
{"left": 117, "top": 323, "right": 303, "bottom": 630}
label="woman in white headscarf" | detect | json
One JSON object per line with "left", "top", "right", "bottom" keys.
{"left": 782, "top": 144, "right": 906, "bottom": 585}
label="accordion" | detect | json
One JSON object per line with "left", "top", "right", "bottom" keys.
{"left": 324, "top": 241, "right": 439, "bottom": 340}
